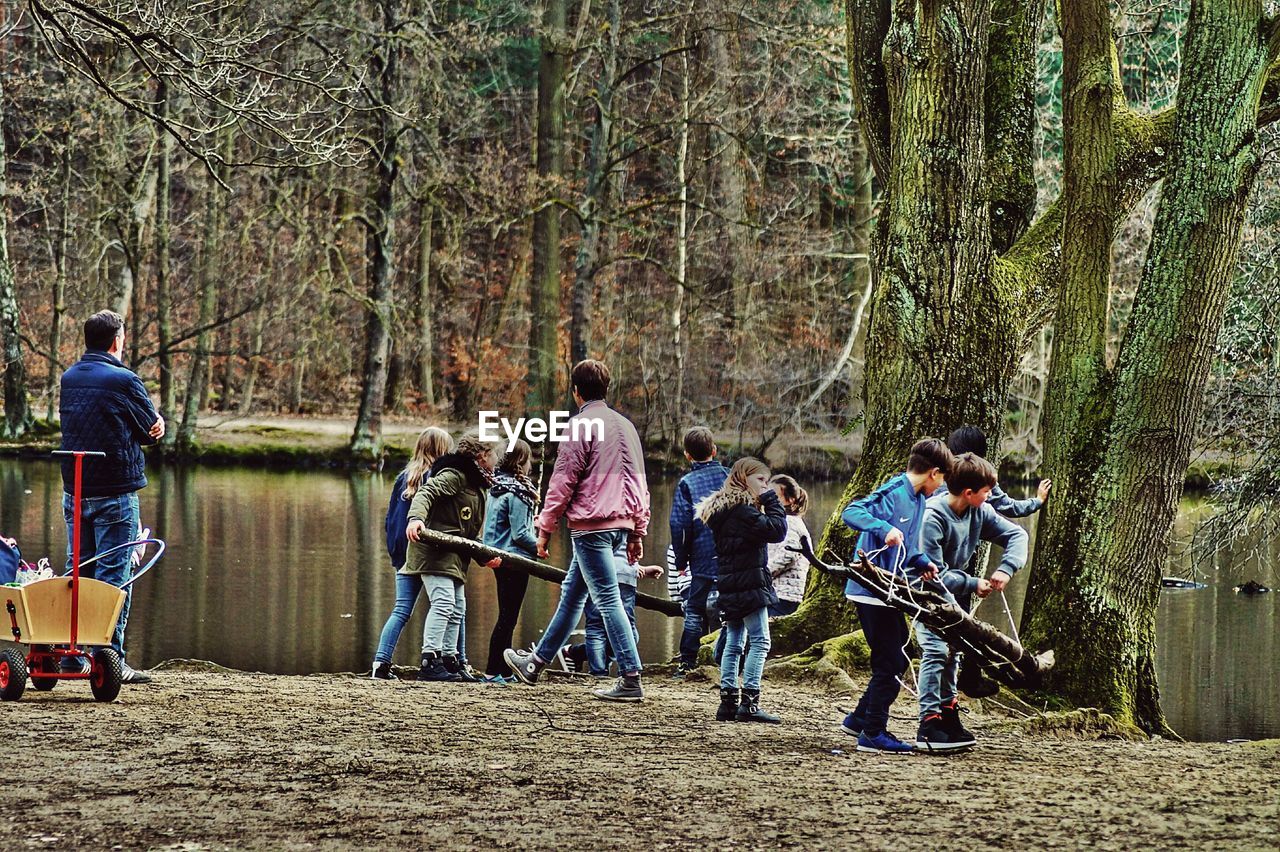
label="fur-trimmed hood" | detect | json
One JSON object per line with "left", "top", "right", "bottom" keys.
{"left": 697, "top": 486, "right": 758, "bottom": 526}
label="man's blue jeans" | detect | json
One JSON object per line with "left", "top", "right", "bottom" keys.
{"left": 63, "top": 491, "right": 138, "bottom": 661}
{"left": 584, "top": 585, "right": 638, "bottom": 676}
{"left": 719, "top": 606, "right": 770, "bottom": 690}
{"left": 915, "top": 621, "right": 958, "bottom": 719}
{"left": 534, "top": 529, "right": 642, "bottom": 675}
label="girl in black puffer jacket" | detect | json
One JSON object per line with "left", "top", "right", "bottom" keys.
{"left": 699, "top": 457, "right": 788, "bottom": 723}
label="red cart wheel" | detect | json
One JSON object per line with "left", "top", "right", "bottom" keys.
{"left": 90, "top": 648, "right": 122, "bottom": 702}
{"left": 0, "top": 646, "right": 28, "bottom": 701}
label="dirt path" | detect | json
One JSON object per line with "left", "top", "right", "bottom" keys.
{"left": 1, "top": 668, "right": 1275, "bottom": 850}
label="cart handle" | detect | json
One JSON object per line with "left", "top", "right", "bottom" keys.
{"left": 51, "top": 450, "right": 108, "bottom": 458}
{"left": 60, "top": 538, "right": 167, "bottom": 590}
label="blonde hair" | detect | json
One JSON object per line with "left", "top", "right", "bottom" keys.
{"left": 699, "top": 457, "right": 770, "bottom": 523}
{"left": 402, "top": 427, "right": 454, "bottom": 499}
{"left": 769, "top": 474, "right": 808, "bottom": 516}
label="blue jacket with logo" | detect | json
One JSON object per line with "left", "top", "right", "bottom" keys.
{"left": 59, "top": 350, "right": 159, "bottom": 498}
{"left": 839, "top": 472, "right": 933, "bottom": 606}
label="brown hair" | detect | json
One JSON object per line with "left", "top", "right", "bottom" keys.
{"left": 769, "top": 474, "right": 808, "bottom": 516}
{"left": 455, "top": 430, "right": 497, "bottom": 462}
{"left": 402, "top": 427, "right": 454, "bottom": 499}
{"left": 906, "top": 437, "right": 955, "bottom": 475}
{"left": 946, "top": 452, "right": 998, "bottom": 494}
{"left": 498, "top": 439, "right": 534, "bottom": 477}
{"left": 699, "top": 457, "right": 770, "bottom": 523}
{"left": 571, "top": 359, "right": 611, "bottom": 401}
{"left": 84, "top": 310, "right": 125, "bottom": 350}
{"left": 682, "top": 426, "right": 716, "bottom": 461}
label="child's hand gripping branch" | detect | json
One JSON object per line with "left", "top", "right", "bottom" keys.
{"left": 1036, "top": 479, "right": 1053, "bottom": 503}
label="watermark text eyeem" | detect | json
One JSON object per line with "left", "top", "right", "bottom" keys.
{"left": 478, "top": 410, "right": 604, "bottom": 452}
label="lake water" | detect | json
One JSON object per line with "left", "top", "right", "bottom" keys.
{"left": 1, "top": 459, "right": 1274, "bottom": 742}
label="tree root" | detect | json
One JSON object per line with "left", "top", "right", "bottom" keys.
{"left": 1015, "top": 708, "right": 1147, "bottom": 741}
{"left": 764, "top": 631, "right": 870, "bottom": 693}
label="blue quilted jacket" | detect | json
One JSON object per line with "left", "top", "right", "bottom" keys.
{"left": 59, "top": 350, "right": 159, "bottom": 497}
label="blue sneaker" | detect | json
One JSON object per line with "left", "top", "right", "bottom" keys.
{"left": 840, "top": 714, "right": 862, "bottom": 737}
{"left": 856, "top": 730, "right": 915, "bottom": 754}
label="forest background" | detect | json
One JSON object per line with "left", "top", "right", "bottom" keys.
{"left": 1, "top": 0, "right": 1273, "bottom": 470}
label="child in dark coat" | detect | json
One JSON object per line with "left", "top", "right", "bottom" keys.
{"left": 700, "top": 458, "right": 788, "bottom": 723}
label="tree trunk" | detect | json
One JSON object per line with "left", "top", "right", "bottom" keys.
{"left": 176, "top": 130, "right": 233, "bottom": 452}
{"left": 1023, "top": 0, "right": 1275, "bottom": 734}
{"left": 670, "top": 35, "right": 692, "bottom": 446}
{"left": 527, "top": 0, "right": 566, "bottom": 414}
{"left": 569, "top": 0, "right": 619, "bottom": 366}
{"left": 46, "top": 141, "right": 71, "bottom": 423}
{"left": 0, "top": 72, "right": 31, "bottom": 439}
{"left": 349, "top": 0, "right": 401, "bottom": 461}
{"left": 238, "top": 303, "right": 267, "bottom": 416}
{"left": 154, "top": 79, "right": 176, "bottom": 446}
{"left": 416, "top": 199, "right": 436, "bottom": 407}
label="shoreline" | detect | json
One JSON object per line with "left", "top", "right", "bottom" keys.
{"left": 0, "top": 415, "right": 1248, "bottom": 484}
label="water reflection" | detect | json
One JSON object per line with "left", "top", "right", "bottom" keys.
{"left": 0, "top": 459, "right": 1273, "bottom": 742}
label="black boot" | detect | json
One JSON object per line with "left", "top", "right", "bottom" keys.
{"left": 419, "top": 652, "right": 461, "bottom": 682}
{"left": 442, "top": 654, "right": 481, "bottom": 683}
{"left": 736, "top": 688, "right": 781, "bottom": 724}
{"left": 716, "top": 687, "right": 740, "bottom": 722}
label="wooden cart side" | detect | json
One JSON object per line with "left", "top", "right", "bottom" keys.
{"left": 18, "top": 578, "right": 126, "bottom": 646}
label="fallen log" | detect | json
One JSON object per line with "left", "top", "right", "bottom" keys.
{"left": 792, "top": 536, "right": 1054, "bottom": 689}
{"left": 414, "top": 528, "right": 684, "bottom": 617}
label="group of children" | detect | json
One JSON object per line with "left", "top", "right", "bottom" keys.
{"left": 839, "top": 428, "right": 1049, "bottom": 754}
{"left": 369, "top": 416, "right": 1046, "bottom": 754}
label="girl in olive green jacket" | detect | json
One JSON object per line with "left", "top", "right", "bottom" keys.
{"left": 405, "top": 433, "right": 498, "bottom": 681}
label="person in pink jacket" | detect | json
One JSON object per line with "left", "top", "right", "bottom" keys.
{"left": 504, "top": 359, "right": 652, "bottom": 702}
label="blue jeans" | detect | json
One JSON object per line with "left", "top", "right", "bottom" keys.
{"left": 534, "top": 529, "right": 642, "bottom": 675}
{"left": 585, "top": 585, "right": 638, "bottom": 676}
{"left": 374, "top": 572, "right": 422, "bottom": 664}
{"left": 63, "top": 491, "right": 138, "bottom": 661}
{"left": 915, "top": 622, "right": 958, "bottom": 719}
{"left": 679, "top": 575, "right": 717, "bottom": 667}
{"left": 720, "top": 606, "right": 770, "bottom": 690}
{"left": 422, "top": 575, "right": 466, "bottom": 655}
{"left": 848, "top": 603, "right": 909, "bottom": 736}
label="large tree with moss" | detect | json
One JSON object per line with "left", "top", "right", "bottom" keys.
{"left": 776, "top": 0, "right": 1280, "bottom": 735}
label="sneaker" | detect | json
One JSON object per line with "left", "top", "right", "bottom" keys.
{"left": 371, "top": 661, "right": 398, "bottom": 681}
{"left": 593, "top": 675, "right": 644, "bottom": 702}
{"left": 840, "top": 713, "right": 862, "bottom": 737}
{"left": 120, "top": 663, "right": 153, "bottom": 685}
{"left": 560, "top": 644, "right": 585, "bottom": 673}
{"left": 503, "top": 648, "right": 546, "bottom": 685}
{"left": 672, "top": 663, "right": 694, "bottom": 681}
{"left": 856, "top": 730, "right": 915, "bottom": 754}
{"left": 442, "top": 655, "right": 482, "bottom": 683}
{"left": 480, "top": 674, "right": 511, "bottom": 685}
{"left": 418, "top": 652, "right": 461, "bottom": 682}
{"left": 941, "top": 700, "right": 977, "bottom": 743}
{"left": 60, "top": 657, "right": 91, "bottom": 675}
{"left": 916, "top": 714, "right": 976, "bottom": 752}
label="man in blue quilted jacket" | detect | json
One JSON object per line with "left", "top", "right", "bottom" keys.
{"left": 59, "top": 310, "right": 164, "bottom": 684}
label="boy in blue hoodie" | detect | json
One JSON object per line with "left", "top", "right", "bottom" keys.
{"left": 670, "top": 427, "right": 730, "bottom": 677}
{"left": 839, "top": 437, "right": 953, "bottom": 754}
{"left": 913, "top": 453, "right": 1028, "bottom": 752}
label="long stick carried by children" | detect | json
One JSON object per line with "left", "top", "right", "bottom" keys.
{"left": 791, "top": 536, "right": 1054, "bottom": 689}
{"left": 414, "top": 528, "right": 683, "bottom": 617}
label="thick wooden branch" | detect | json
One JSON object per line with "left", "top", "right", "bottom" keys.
{"left": 794, "top": 537, "right": 1054, "bottom": 689}
{"left": 415, "top": 529, "right": 683, "bottom": 618}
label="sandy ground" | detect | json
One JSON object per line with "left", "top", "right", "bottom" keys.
{"left": 0, "top": 665, "right": 1276, "bottom": 851}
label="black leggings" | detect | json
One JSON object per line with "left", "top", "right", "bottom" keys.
{"left": 486, "top": 568, "right": 530, "bottom": 675}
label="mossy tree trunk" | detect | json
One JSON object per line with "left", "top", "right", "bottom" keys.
{"left": 0, "top": 71, "right": 32, "bottom": 439}
{"left": 527, "top": 0, "right": 567, "bottom": 415}
{"left": 780, "top": 2, "right": 1280, "bottom": 733}
{"left": 1023, "top": 0, "right": 1278, "bottom": 734}
{"left": 349, "top": 0, "right": 401, "bottom": 461}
